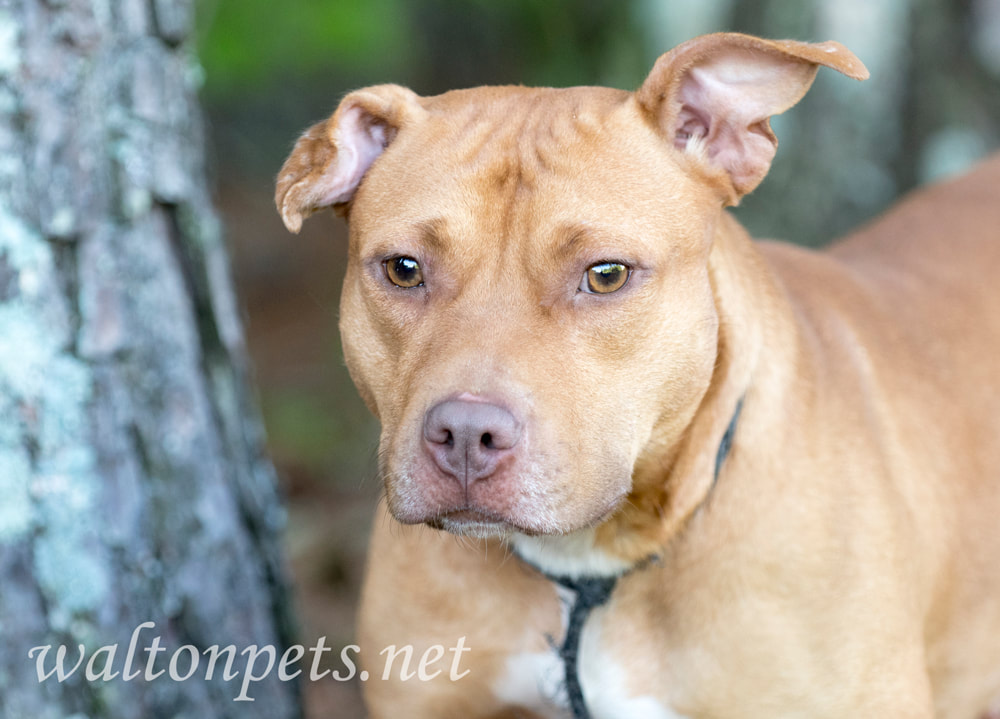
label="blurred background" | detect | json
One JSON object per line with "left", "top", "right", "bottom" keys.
{"left": 194, "top": 0, "right": 1000, "bottom": 714}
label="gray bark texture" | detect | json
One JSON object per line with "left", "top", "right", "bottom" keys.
{"left": 0, "top": 1, "right": 299, "bottom": 717}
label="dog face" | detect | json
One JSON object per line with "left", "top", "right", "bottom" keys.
{"left": 276, "top": 34, "right": 867, "bottom": 546}
{"left": 339, "top": 86, "right": 722, "bottom": 536}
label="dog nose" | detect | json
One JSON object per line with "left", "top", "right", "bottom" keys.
{"left": 423, "top": 399, "right": 521, "bottom": 486}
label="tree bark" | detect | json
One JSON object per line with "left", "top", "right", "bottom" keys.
{"left": 0, "top": 1, "right": 299, "bottom": 717}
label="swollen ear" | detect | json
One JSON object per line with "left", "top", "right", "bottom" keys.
{"left": 275, "top": 84, "right": 425, "bottom": 233}
{"left": 636, "top": 33, "right": 868, "bottom": 203}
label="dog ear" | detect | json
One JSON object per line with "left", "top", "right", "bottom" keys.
{"left": 636, "top": 33, "right": 868, "bottom": 203}
{"left": 276, "top": 84, "right": 426, "bottom": 233}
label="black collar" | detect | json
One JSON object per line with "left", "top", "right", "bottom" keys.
{"left": 713, "top": 397, "right": 743, "bottom": 490}
{"left": 522, "top": 398, "right": 743, "bottom": 719}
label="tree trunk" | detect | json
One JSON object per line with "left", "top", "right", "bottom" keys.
{"left": 0, "top": 1, "right": 299, "bottom": 717}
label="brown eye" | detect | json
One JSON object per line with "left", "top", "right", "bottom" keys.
{"left": 581, "top": 262, "right": 630, "bottom": 294}
{"left": 385, "top": 256, "right": 424, "bottom": 288}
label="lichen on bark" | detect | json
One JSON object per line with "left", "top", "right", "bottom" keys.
{"left": 0, "top": 1, "right": 298, "bottom": 717}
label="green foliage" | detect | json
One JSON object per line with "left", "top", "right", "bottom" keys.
{"left": 196, "top": 0, "right": 654, "bottom": 98}
{"left": 262, "top": 385, "right": 377, "bottom": 485}
{"left": 196, "top": 0, "right": 417, "bottom": 96}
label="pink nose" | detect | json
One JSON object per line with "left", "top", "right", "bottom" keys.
{"left": 423, "top": 399, "right": 522, "bottom": 487}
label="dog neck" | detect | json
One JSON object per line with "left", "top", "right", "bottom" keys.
{"left": 588, "top": 212, "right": 772, "bottom": 566}
{"left": 513, "top": 398, "right": 743, "bottom": 719}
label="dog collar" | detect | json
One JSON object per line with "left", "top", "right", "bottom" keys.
{"left": 539, "top": 559, "right": 655, "bottom": 719}
{"left": 523, "top": 398, "right": 743, "bottom": 719}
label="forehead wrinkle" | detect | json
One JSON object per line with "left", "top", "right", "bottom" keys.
{"left": 414, "top": 218, "right": 448, "bottom": 255}
{"left": 497, "top": 91, "right": 598, "bottom": 264}
{"left": 553, "top": 220, "right": 643, "bottom": 254}
{"left": 550, "top": 225, "right": 592, "bottom": 263}
{"left": 423, "top": 88, "right": 628, "bottom": 283}
{"left": 436, "top": 89, "right": 586, "bottom": 189}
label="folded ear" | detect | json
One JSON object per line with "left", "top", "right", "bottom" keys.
{"left": 275, "top": 84, "right": 426, "bottom": 233}
{"left": 636, "top": 33, "right": 868, "bottom": 203}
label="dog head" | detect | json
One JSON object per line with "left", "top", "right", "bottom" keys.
{"left": 276, "top": 33, "right": 866, "bottom": 569}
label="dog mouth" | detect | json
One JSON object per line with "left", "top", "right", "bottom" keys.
{"left": 427, "top": 507, "right": 535, "bottom": 538}
{"left": 424, "top": 497, "right": 624, "bottom": 538}
{"left": 403, "top": 485, "right": 630, "bottom": 539}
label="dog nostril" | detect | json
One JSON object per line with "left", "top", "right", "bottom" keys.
{"left": 423, "top": 399, "right": 522, "bottom": 471}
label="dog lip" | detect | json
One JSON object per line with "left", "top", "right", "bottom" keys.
{"left": 414, "top": 489, "right": 630, "bottom": 537}
{"left": 441, "top": 508, "right": 500, "bottom": 522}
{"left": 434, "top": 507, "right": 509, "bottom": 525}
{"left": 427, "top": 506, "right": 530, "bottom": 533}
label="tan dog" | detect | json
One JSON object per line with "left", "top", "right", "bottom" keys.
{"left": 276, "top": 33, "right": 1000, "bottom": 719}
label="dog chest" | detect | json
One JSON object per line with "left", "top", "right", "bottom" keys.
{"left": 492, "top": 593, "right": 690, "bottom": 719}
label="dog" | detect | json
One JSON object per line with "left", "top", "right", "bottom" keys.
{"left": 276, "top": 32, "right": 1000, "bottom": 719}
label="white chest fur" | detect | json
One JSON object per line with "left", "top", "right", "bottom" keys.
{"left": 509, "top": 529, "right": 634, "bottom": 579}
{"left": 576, "top": 610, "right": 688, "bottom": 719}
{"left": 491, "top": 594, "right": 689, "bottom": 719}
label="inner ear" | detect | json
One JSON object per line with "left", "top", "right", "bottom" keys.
{"left": 636, "top": 34, "right": 868, "bottom": 203}
{"left": 331, "top": 105, "right": 396, "bottom": 206}
{"left": 675, "top": 106, "right": 711, "bottom": 149}
{"left": 275, "top": 84, "right": 425, "bottom": 233}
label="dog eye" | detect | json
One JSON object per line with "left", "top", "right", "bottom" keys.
{"left": 385, "top": 256, "right": 424, "bottom": 288}
{"left": 581, "top": 262, "right": 630, "bottom": 294}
